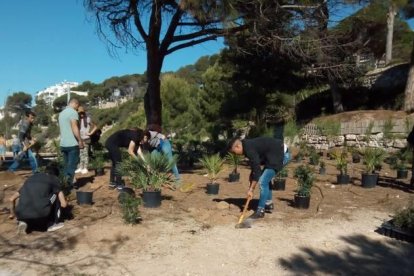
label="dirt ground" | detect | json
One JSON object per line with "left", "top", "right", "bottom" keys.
{"left": 1, "top": 154, "right": 414, "bottom": 276}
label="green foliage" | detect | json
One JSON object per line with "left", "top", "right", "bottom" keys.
{"left": 360, "top": 147, "right": 386, "bottom": 173}
{"left": 294, "top": 165, "right": 315, "bottom": 197}
{"left": 276, "top": 167, "right": 288, "bottom": 180}
{"left": 331, "top": 149, "right": 348, "bottom": 175}
{"left": 89, "top": 150, "right": 106, "bottom": 170}
{"left": 394, "top": 199, "right": 414, "bottom": 233}
{"left": 6, "top": 92, "right": 32, "bottom": 113}
{"left": 225, "top": 152, "right": 242, "bottom": 174}
{"left": 117, "top": 153, "right": 176, "bottom": 191}
{"left": 319, "top": 160, "right": 326, "bottom": 169}
{"left": 382, "top": 117, "right": 395, "bottom": 140}
{"left": 121, "top": 195, "right": 142, "bottom": 225}
{"left": 390, "top": 147, "right": 411, "bottom": 170}
{"left": 199, "top": 154, "right": 224, "bottom": 184}
{"left": 364, "top": 121, "right": 375, "bottom": 142}
{"left": 284, "top": 119, "right": 300, "bottom": 143}
{"left": 315, "top": 119, "right": 341, "bottom": 138}
{"left": 309, "top": 148, "right": 320, "bottom": 165}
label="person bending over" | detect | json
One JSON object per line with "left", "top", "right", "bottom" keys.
{"left": 105, "top": 128, "right": 145, "bottom": 190}
{"left": 9, "top": 164, "right": 68, "bottom": 233}
{"left": 228, "top": 136, "right": 284, "bottom": 219}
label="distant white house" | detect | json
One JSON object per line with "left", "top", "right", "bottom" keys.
{"left": 36, "top": 81, "right": 88, "bottom": 106}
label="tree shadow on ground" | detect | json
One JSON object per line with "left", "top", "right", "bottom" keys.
{"left": 377, "top": 176, "right": 414, "bottom": 194}
{"left": 213, "top": 198, "right": 258, "bottom": 211}
{"left": 0, "top": 232, "right": 133, "bottom": 275}
{"left": 278, "top": 234, "right": 414, "bottom": 275}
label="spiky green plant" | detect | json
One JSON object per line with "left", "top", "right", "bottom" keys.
{"left": 225, "top": 152, "right": 242, "bottom": 174}
{"left": 117, "top": 153, "right": 176, "bottom": 191}
{"left": 294, "top": 165, "right": 315, "bottom": 197}
{"left": 121, "top": 195, "right": 142, "bottom": 225}
{"left": 361, "top": 147, "right": 386, "bottom": 173}
{"left": 331, "top": 149, "right": 348, "bottom": 175}
{"left": 199, "top": 154, "right": 224, "bottom": 184}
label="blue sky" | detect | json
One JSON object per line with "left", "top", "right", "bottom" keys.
{"left": 0, "top": 1, "right": 413, "bottom": 107}
{"left": 0, "top": 1, "right": 223, "bottom": 106}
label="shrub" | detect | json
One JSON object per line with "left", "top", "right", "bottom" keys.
{"left": 199, "top": 154, "right": 224, "bottom": 184}
{"left": 294, "top": 165, "right": 315, "bottom": 197}
{"left": 121, "top": 196, "right": 142, "bottom": 225}
{"left": 394, "top": 199, "right": 414, "bottom": 233}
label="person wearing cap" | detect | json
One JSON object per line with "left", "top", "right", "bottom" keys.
{"left": 75, "top": 106, "right": 97, "bottom": 175}
{"left": 8, "top": 110, "right": 38, "bottom": 173}
{"left": 228, "top": 136, "right": 285, "bottom": 219}
{"left": 58, "top": 98, "right": 84, "bottom": 189}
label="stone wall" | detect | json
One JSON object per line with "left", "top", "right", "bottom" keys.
{"left": 300, "top": 118, "right": 409, "bottom": 151}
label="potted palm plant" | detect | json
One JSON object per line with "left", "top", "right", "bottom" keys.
{"left": 271, "top": 167, "right": 288, "bottom": 190}
{"left": 89, "top": 149, "right": 106, "bottom": 176}
{"left": 225, "top": 152, "right": 242, "bottom": 182}
{"left": 331, "top": 149, "right": 349, "bottom": 184}
{"left": 319, "top": 160, "right": 326, "bottom": 175}
{"left": 360, "top": 147, "right": 385, "bottom": 188}
{"left": 117, "top": 153, "right": 176, "bottom": 208}
{"left": 391, "top": 147, "right": 410, "bottom": 179}
{"left": 309, "top": 148, "right": 320, "bottom": 166}
{"left": 199, "top": 154, "right": 224, "bottom": 195}
{"left": 294, "top": 165, "right": 315, "bottom": 209}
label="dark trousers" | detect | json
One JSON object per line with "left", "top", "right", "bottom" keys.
{"left": 19, "top": 200, "right": 61, "bottom": 232}
{"left": 106, "top": 144, "right": 122, "bottom": 185}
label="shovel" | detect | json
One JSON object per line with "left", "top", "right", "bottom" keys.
{"left": 235, "top": 196, "right": 252, "bottom": 229}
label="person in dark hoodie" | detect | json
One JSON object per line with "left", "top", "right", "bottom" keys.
{"left": 228, "top": 136, "right": 285, "bottom": 219}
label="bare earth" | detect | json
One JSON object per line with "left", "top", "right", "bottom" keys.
{"left": 1, "top": 154, "right": 414, "bottom": 276}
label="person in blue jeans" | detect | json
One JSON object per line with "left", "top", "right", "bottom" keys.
{"left": 228, "top": 136, "right": 286, "bottom": 219}
{"left": 141, "top": 129, "right": 180, "bottom": 184}
{"left": 8, "top": 111, "right": 38, "bottom": 174}
{"left": 58, "top": 98, "right": 84, "bottom": 189}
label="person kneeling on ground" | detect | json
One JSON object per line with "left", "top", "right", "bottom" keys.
{"left": 8, "top": 164, "right": 68, "bottom": 233}
{"left": 228, "top": 136, "right": 285, "bottom": 219}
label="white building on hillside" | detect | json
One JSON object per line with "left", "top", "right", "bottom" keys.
{"left": 36, "top": 81, "right": 87, "bottom": 106}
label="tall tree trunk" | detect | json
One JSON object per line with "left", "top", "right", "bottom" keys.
{"left": 404, "top": 38, "right": 414, "bottom": 112}
{"left": 329, "top": 76, "right": 344, "bottom": 113}
{"left": 386, "top": 4, "right": 396, "bottom": 65}
{"left": 144, "top": 43, "right": 164, "bottom": 129}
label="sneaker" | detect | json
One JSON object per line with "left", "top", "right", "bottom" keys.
{"left": 47, "top": 223, "right": 64, "bottom": 232}
{"left": 248, "top": 209, "right": 265, "bottom": 220}
{"left": 17, "top": 221, "right": 28, "bottom": 235}
{"left": 81, "top": 168, "right": 89, "bottom": 174}
{"left": 265, "top": 203, "right": 274, "bottom": 213}
{"left": 116, "top": 184, "right": 125, "bottom": 191}
{"left": 75, "top": 168, "right": 82, "bottom": 174}
{"left": 109, "top": 182, "right": 117, "bottom": 189}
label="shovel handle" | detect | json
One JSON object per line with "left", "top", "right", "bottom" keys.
{"left": 237, "top": 196, "right": 252, "bottom": 224}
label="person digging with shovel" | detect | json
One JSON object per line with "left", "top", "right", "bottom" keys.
{"left": 228, "top": 137, "right": 287, "bottom": 223}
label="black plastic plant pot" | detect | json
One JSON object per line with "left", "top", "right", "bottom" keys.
{"left": 294, "top": 194, "right": 310, "bottom": 209}
{"left": 206, "top": 183, "right": 220, "bottom": 195}
{"left": 361, "top": 173, "right": 378, "bottom": 188}
{"left": 397, "top": 169, "right": 409, "bottom": 179}
{"left": 76, "top": 191, "right": 93, "bottom": 205}
{"left": 271, "top": 178, "right": 286, "bottom": 191}
{"left": 319, "top": 168, "right": 326, "bottom": 175}
{"left": 95, "top": 168, "right": 105, "bottom": 176}
{"left": 228, "top": 173, "right": 240, "bottom": 182}
{"left": 142, "top": 190, "right": 161, "bottom": 208}
{"left": 336, "top": 174, "right": 350, "bottom": 185}
{"left": 352, "top": 157, "right": 360, "bottom": 163}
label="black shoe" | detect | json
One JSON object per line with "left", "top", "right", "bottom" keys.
{"left": 116, "top": 184, "right": 125, "bottom": 191}
{"left": 265, "top": 203, "right": 274, "bottom": 213}
{"left": 248, "top": 209, "right": 265, "bottom": 220}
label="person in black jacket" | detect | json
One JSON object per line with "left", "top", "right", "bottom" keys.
{"left": 105, "top": 128, "right": 145, "bottom": 190}
{"left": 407, "top": 126, "right": 414, "bottom": 186}
{"left": 9, "top": 164, "right": 68, "bottom": 233}
{"left": 228, "top": 136, "right": 284, "bottom": 219}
